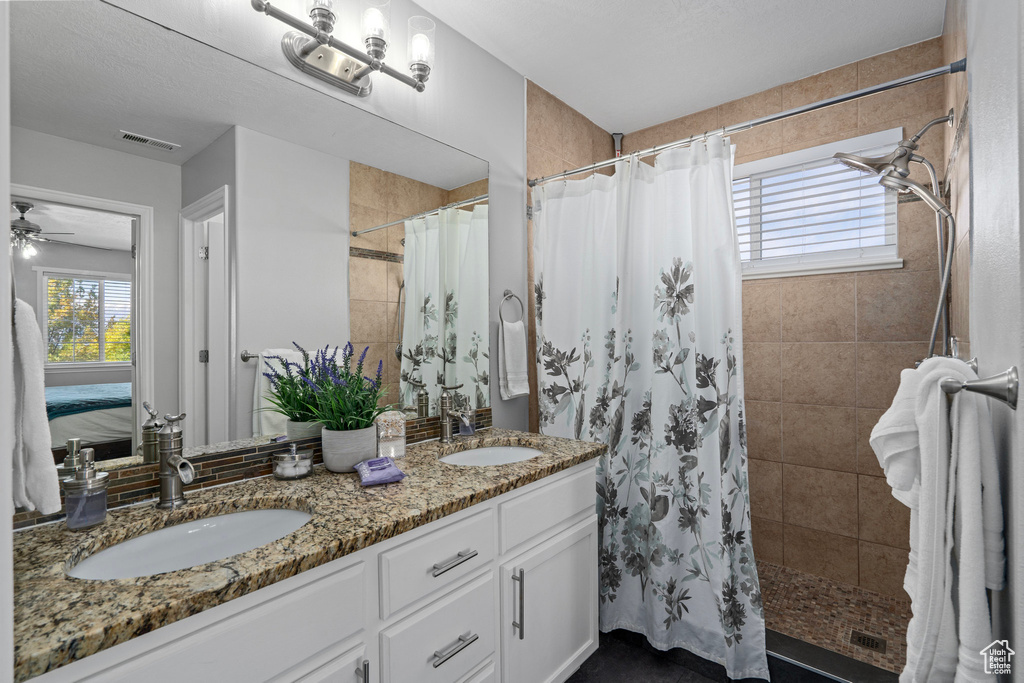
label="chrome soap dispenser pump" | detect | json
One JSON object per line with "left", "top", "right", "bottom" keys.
{"left": 63, "top": 447, "right": 109, "bottom": 531}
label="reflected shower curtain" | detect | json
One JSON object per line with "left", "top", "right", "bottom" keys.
{"left": 400, "top": 206, "right": 489, "bottom": 412}
{"left": 533, "top": 136, "right": 768, "bottom": 680}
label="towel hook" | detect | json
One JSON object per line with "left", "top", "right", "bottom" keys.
{"left": 499, "top": 289, "right": 524, "bottom": 325}
{"left": 241, "top": 350, "right": 259, "bottom": 363}
{"left": 940, "top": 366, "right": 1018, "bottom": 409}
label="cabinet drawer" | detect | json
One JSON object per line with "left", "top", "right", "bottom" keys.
{"left": 379, "top": 509, "right": 494, "bottom": 618}
{"left": 459, "top": 660, "right": 496, "bottom": 683}
{"left": 380, "top": 572, "right": 495, "bottom": 683}
{"left": 499, "top": 464, "right": 596, "bottom": 554}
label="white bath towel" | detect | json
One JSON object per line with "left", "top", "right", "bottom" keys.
{"left": 498, "top": 319, "right": 529, "bottom": 400}
{"left": 12, "top": 299, "right": 61, "bottom": 514}
{"left": 872, "top": 357, "right": 1005, "bottom": 683}
{"left": 252, "top": 348, "right": 304, "bottom": 437}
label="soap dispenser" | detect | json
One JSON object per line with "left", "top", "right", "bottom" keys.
{"left": 63, "top": 448, "right": 109, "bottom": 531}
{"left": 141, "top": 401, "right": 163, "bottom": 464}
{"left": 57, "top": 437, "right": 83, "bottom": 481}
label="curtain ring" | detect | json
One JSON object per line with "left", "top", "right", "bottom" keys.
{"left": 702, "top": 130, "right": 710, "bottom": 143}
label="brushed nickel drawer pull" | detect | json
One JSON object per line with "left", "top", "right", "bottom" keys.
{"left": 512, "top": 568, "right": 525, "bottom": 640}
{"left": 356, "top": 658, "right": 369, "bottom": 680}
{"left": 431, "top": 631, "right": 479, "bottom": 668}
{"left": 431, "top": 548, "right": 478, "bottom": 577}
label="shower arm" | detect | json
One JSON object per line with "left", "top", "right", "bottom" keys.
{"left": 912, "top": 155, "right": 951, "bottom": 356}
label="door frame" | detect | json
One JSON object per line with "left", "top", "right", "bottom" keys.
{"left": 179, "top": 186, "right": 231, "bottom": 447}
{"left": 11, "top": 183, "right": 155, "bottom": 452}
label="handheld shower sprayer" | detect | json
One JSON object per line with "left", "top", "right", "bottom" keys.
{"left": 832, "top": 109, "right": 955, "bottom": 360}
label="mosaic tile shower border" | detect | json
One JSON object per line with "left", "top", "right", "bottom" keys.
{"left": 13, "top": 408, "right": 491, "bottom": 530}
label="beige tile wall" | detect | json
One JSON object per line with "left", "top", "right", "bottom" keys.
{"left": 348, "top": 162, "right": 487, "bottom": 406}
{"left": 526, "top": 39, "right": 960, "bottom": 596}
{"left": 526, "top": 81, "right": 616, "bottom": 431}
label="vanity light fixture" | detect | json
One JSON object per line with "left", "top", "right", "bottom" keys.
{"left": 250, "top": 0, "right": 434, "bottom": 97}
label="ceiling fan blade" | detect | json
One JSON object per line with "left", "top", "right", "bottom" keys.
{"left": 44, "top": 238, "right": 117, "bottom": 251}
{"left": 41, "top": 232, "right": 75, "bottom": 236}
{"left": 27, "top": 234, "right": 51, "bottom": 242}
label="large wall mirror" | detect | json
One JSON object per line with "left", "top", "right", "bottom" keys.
{"left": 8, "top": 1, "right": 488, "bottom": 463}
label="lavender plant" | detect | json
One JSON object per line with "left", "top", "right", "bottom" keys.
{"left": 262, "top": 342, "right": 319, "bottom": 423}
{"left": 301, "top": 343, "right": 390, "bottom": 431}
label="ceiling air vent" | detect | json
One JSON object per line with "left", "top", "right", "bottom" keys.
{"left": 119, "top": 130, "right": 180, "bottom": 152}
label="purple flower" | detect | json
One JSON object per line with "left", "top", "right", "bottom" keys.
{"left": 376, "top": 359, "right": 384, "bottom": 383}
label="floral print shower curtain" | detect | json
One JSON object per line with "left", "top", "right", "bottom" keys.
{"left": 533, "top": 136, "right": 768, "bottom": 680}
{"left": 400, "top": 206, "right": 489, "bottom": 412}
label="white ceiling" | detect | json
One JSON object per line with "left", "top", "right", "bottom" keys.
{"left": 10, "top": 200, "right": 133, "bottom": 252}
{"left": 9, "top": 1, "right": 487, "bottom": 190}
{"left": 415, "top": 0, "right": 946, "bottom": 133}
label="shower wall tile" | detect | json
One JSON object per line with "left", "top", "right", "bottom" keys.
{"left": 858, "top": 475, "right": 911, "bottom": 549}
{"left": 858, "top": 541, "right": 910, "bottom": 598}
{"left": 781, "top": 102, "right": 860, "bottom": 149}
{"left": 857, "top": 37, "right": 944, "bottom": 88}
{"left": 856, "top": 270, "right": 941, "bottom": 341}
{"left": 782, "top": 464, "right": 858, "bottom": 537}
{"left": 751, "top": 517, "right": 784, "bottom": 565}
{"left": 781, "top": 404, "right": 857, "bottom": 472}
{"left": 856, "top": 408, "right": 886, "bottom": 477}
{"left": 857, "top": 78, "right": 946, "bottom": 130}
{"left": 898, "top": 199, "right": 943, "bottom": 271}
{"left": 856, "top": 342, "right": 929, "bottom": 409}
{"left": 349, "top": 256, "right": 388, "bottom": 302}
{"left": 350, "top": 203, "right": 389, "bottom": 251}
{"left": 741, "top": 282, "right": 780, "bottom": 342}
{"left": 745, "top": 400, "right": 782, "bottom": 462}
{"left": 742, "top": 343, "right": 781, "bottom": 402}
{"left": 780, "top": 277, "right": 855, "bottom": 342}
{"left": 783, "top": 524, "right": 859, "bottom": 585}
{"left": 780, "top": 342, "right": 856, "bottom": 406}
{"left": 350, "top": 300, "right": 387, "bottom": 342}
{"left": 748, "top": 459, "right": 783, "bottom": 522}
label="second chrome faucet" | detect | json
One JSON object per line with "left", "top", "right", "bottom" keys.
{"left": 156, "top": 412, "right": 196, "bottom": 509}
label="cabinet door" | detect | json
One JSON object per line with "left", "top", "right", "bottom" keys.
{"left": 500, "top": 516, "right": 598, "bottom": 683}
{"left": 295, "top": 643, "right": 368, "bottom": 683}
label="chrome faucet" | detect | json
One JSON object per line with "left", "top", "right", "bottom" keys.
{"left": 438, "top": 384, "right": 463, "bottom": 444}
{"left": 156, "top": 413, "right": 196, "bottom": 509}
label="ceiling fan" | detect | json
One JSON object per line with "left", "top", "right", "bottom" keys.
{"left": 10, "top": 200, "right": 114, "bottom": 258}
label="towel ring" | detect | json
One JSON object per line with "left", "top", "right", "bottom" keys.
{"left": 499, "top": 289, "right": 524, "bottom": 325}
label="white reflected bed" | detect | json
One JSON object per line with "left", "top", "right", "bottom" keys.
{"left": 49, "top": 406, "right": 133, "bottom": 450}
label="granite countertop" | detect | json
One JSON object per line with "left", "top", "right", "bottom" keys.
{"left": 13, "top": 429, "right": 605, "bottom": 682}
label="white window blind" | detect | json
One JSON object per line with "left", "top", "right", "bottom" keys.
{"left": 733, "top": 129, "right": 902, "bottom": 278}
{"left": 43, "top": 271, "right": 132, "bottom": 364}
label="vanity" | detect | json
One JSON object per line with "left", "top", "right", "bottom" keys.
{"left": 13, "top": 430, "right": 605, "bottom": 683}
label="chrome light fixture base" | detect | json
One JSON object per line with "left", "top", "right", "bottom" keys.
{"left": 282, "top": 32, "right": 372, "bottom": 97}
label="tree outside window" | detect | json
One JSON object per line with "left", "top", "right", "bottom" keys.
{"left": 45, "top": 274, "right": 131, "bottom": 364}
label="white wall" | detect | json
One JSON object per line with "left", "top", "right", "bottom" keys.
{"left": 0, "top": 4, "right": 14, "bottom": 677}
{"left": 110, "top": 0, "right": 529, "bottom": 430}
{"left": 10, "top": 127, "right": 181, "bottom": 414}
{"left": 966, "top": 0, "right": 1024, "bottom": 652}
{"left": 232, "top": 126, "right": 351, "bottom": 438}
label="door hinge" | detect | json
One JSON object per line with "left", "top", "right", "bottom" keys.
{"left": 198, "top": 246, "right": 209, "bottom": 260}
{"left": 198, "top": 349, "right": 209, "bottom": 363}
{"left": 526, "top": 205, "right": 533, "bottom": 220}
{"left": 131, "top": 244, "right": 137, "bottom": 259}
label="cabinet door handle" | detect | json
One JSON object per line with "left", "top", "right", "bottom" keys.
{"left": 431, "top": 548, "right": 478, "bottom": 577}
{"left": 431, "top": 631, "right": 479, "bottom": 668}
{"left": 511, "top": 568, "right": 525, "bottom": 640}
{"left": 356, "top": 658, "right": 369, "bottom": 680}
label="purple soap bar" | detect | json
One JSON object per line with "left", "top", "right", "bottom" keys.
{"left": 356, "top": 457, "right": 406, "bottom": 486}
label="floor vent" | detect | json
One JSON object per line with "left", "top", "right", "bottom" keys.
{"left": 850, "top": 630, "right": 887, "bottom": 654}
{"left": 119, "top": 130, "right": 180, "bottom": 152}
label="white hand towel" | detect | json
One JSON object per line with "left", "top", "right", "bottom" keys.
{"left": 870, "top": 367, "right": 922, "bottom": 506}
{"left": 498, "top": 319, "right": 529, "bottom": 400}
{"left": 12, "top": 299, "right": 61, "bottom": 514}
{"left": 252, "top": 348, "right": 305, "bottom": 437}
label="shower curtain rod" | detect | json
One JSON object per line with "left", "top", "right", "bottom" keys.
{"left": 528, "top": 59, "right": 966, "bottom": 187}
{"left": 351, "top": 193, "right": 489, "bottom": 236}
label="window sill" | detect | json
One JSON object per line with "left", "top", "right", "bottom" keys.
{"left": 741, "top": 257, "right": 904, "bottom": 281}
{"left": 45, "top": 363, "right": 132, "bottom": 374}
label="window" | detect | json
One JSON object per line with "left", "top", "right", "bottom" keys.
{"left": 40, "top": 270, "right": 132, "bottom": 365}
{"left": 733, "top": 128, "right": 903, "bottom": 279}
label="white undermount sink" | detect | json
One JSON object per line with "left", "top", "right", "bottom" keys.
{"left": 68, "top": 509, "right": 312, "bottom": 580}
{"left": 439, "top": 446, "right": 543, "bottom": 467}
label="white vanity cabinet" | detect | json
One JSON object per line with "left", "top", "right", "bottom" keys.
{"left": 34, "top": 460, "right": 598, "bottom": 683}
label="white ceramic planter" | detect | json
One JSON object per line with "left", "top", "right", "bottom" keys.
{"left": 285, "top": 420, "right": 322, "bottom": 440}
{"left": 321, "top": 425, "right": 377, "bottom": 473}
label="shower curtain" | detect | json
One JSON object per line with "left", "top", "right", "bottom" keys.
{"left": 400, "top": 206, "right": 489, "bottom": 412}
{"left": 533, "top": 136, "right": 768, "bottom": 680}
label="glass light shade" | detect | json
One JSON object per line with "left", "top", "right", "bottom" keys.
{"left": 361, "top": 0, "right": 391, "bottom": 43}
{"left": 22, "top": 242, "right": 37, "bottom": 259}
{"left": 306, "top": 0, "right": 333, "bottom": 13}
{"left": 407, "top": 16, "right": 435, "bottom": 68}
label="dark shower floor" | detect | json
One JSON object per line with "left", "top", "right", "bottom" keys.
{"left": 567, "top": 561, "right": 908, "bottom": 682}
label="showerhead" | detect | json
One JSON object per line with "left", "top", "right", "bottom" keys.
{"left": 832, "top": 146, "right": 912, "bottom": 178}
{"left": 878, "top": 173, "right": 951, "bottom": 217}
